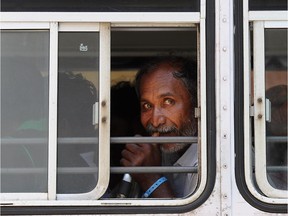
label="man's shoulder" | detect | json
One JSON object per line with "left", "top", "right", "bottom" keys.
{"left": 175, "top": 143, "right": 198, "bottom": 166}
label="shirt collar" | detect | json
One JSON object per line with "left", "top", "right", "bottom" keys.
{"left": 174, "top": 143, "right": 198, "bottom": 166}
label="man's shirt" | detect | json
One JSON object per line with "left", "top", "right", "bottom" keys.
{"left": 164, "top": 143, "right": 198, "bottom": 197}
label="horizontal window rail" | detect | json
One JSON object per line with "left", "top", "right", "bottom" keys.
{"left": 57, "top": 166, "right": 198, "bottom": 174}
{"left": 111, "top": 136, "right": 198, "bottom": 143}
{"left": 2, "top": 166, "right": 288, "bottom": 175}
{"left": 110, "top": 166, "right": 198, "bottom": 173}
{"left": 265, "top": 136, "right": 288, "bottom": 143}
{"left": 2, "top": 136, "right": 287, "bottom": 145}
{"left": 252, "top": 166, "right": 288, "bottom": 173}
{"left": 0, "top": 168, "right": 46, "bottom": 174}
{"left": 1, "top": 136, "right": 199, "bottom": 145}
{"left": 1, "top": 166, "right": 198, "bottom": 174}
{"left": 252, "top": 136, "right": 288, "bottom": 143}
{"left": 2, "top": 136, "right": 286, "bottom": 145}
{"left": 266, "top": 166, "right": 288, "bottom": 172}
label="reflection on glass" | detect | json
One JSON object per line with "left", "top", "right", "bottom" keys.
{"left": 57, "top": 32, "right": 99, "bottom": 194}
{"left": 265, "top": 29, "right": 287, "bottom": 190}
{"left": 1, "top": 31, "right": 49, "bottom": 192}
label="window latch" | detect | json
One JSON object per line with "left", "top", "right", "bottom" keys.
{"left": 250, "top": 105, "right": 254, "bottom": 117}
{"left": 93, "top": 102, "right": 99, "bottom": 126}
{"left": 249, "top": 99, "right": 271, "bottom": 122}
{"left": 195, "top": 107, "right": 200, "bottom": 118}
{"left": 265, "top": 98, "right": 271, "bottom": 122}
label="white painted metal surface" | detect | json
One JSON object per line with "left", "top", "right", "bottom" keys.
{"left": 249, "top": 11, "right": 288, "bottom": 21}
{"left": 0, "top": 12, "right": 200, "bottom": 23}
{"left": 253, "top": 21, "right": 288, "bottom": 199}
{"left": 0, "top": 5, "right": 209, "bottom": 208}
{"left": 56, "top": 23, "right": 110, "bottom": 200}
{"left": 243, "top": 0, "right": 288, "bottom": 205}
{"left": 217, "top": 0, "right": 234, "bottom": 215}
{"left": 48, "top": 22, "right": 59, "bottom": 201}
{"left": 0, "top": 0, "right": 287, "bottom": 214}
{"left": 0, "top": 22, "right": 51, "bottom": 201}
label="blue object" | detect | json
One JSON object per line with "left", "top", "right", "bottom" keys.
{"left": 142, "top": 176, "right": 168, "bottom": 198}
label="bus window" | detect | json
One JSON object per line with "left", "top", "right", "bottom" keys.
{"left": 56, "top": 24, "right": 110, "bottom": 199}
{"left": 238, "top": 0, "right": 288, "bottom": 209}
{"left": 0, "top": 23, "right": 110, "bottom": 201}
{"left": 109, "top": 28, "right": 199, "bottom": 199}
{"left": 264, "top": 29, "right": 287, "bottom": 191}
{"left": 0, "top": 1, "right": 215, "bottom": 214}
{"left": 57, "top": 32, "right": 100, "bottom": 194}
{"left": 1, "top": 30, "right": 49, "bottom": 193}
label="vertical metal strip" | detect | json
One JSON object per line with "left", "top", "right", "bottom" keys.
{"left": 48, "top": 22, "right": 58, "bottom": 200}
{"left": 243, "top": 0, "right": 256, "bottom": 199}
{"left": 218, "top": 0, "right": 234, "bottom": 214}
{"left": 199, "top": 1, "right": 208, "bottom": 193}
{"left": 55, "top": 23, "right": 105, "bottom": 200}
{"left": 97, "top": 22, "right": 111, "bottom": 197}
{"left": 253, "top": 20, "right": 270, "bottom": 197}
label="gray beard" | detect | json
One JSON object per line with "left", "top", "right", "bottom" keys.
{"left": 161, "top": 148, "right": 189, "bottom": 166}
{"left": 159, "top": 119, "right": 195, "bottom": 154}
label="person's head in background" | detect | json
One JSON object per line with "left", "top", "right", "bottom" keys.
{"left": 109, "top": 81, "right": 145, "bottom": 192}
{"left": 111, "top": 81, "right": 145, "bottom": 137}
{"left": 266, "top": 85, "right": 287, "bottom": 137}
{"left": 110, "top": 81, "right": 145, "bottom": 167}
{"left": 134, "top": 56, "right": 197, "bottom": 154}
{"left": 57, "top": 72, "right": 98, "bottom": 193}
{"left": 266, "top": 85, "right": 287, "bottom": 165}
{"left": 265, "top": 85, "right": 287, "bottom": 190}
{"left": 58, "top": 72, "right": 97, "bottom": 138}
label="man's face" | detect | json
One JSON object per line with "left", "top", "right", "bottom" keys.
{"left": 139, "top": 64, "right": 195, "bottom": 153}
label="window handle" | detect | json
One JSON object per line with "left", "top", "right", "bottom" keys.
{"left": 250, "top": 105, "right": 255, "bottom": 117}
{"left": 194, "top": 107, "right": 201, "bottom": 118}
{"left": 265, "top": 98, "right": 271, "bottom": 122}
{"left": 93, "top": 102, "right": 99, "bottom": 126}
{"left": 249, "top": 99, "right": 270, "bottom": 122}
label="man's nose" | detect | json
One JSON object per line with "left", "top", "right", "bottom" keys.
{"left": 150, "top": 107, "right": 165, "bottom": 128}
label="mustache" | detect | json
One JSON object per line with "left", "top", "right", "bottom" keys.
{"left": 145, "top": 123, "right": 179, "bottom": 135}
{"left": 145, "top": 121, "right": 196, "bottom": 137}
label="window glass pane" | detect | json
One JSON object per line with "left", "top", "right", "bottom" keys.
{"left": 1, "top": 30, "right": 49, "bottom": 192}
{"left": 1, "top": 0, "right": 200, "bottom": 12}
{"left": 111, "top": 28, "right": 197, "bottom": 77}
{"left": 249, "top": 0, "right": 287, "bottom": 10}
{"left": 265, "top": 29, "right": 287, "bottom": 190}
{"left": 57, "top": 32, "right": 99, "bottom": 194}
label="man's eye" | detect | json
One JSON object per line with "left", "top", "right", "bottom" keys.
{"left": 142, "top": 103, "right": 152, "bottom": 110}
{"left": 164, "top": 98, "right": 174, "bottom": 105}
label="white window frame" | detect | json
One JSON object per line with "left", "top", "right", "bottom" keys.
{"left": 56, "top": 22, "right": 111, "bottom": 200}
{"left": 243, "top": 0, "right": 288, "bottom": 204}
{"left": 0, "top": 23, "right": 51, "bottom": 201}
{"left": 253, "top": 20, "right": 288, "bottom": 199}
{"left": 0, "top": 1, "right": 208, "bottom": 207}
{"left": 0, "top": 22, "right": 111, "bottom": 201}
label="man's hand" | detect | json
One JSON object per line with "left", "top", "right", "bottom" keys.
{"left": 120, "top": 142, "right": 174, "bottom": 198}
{"left": 120, "top": 143, "right": 161, "bottom": 167}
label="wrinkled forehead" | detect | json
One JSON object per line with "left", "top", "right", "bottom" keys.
{"left": 140, "top": 65, "right": 176, "bottom": 88}
{"left": 139, "top": 67, "right": 189, "bottom": 100}
{"left": 150, "top": 62, "right": 180, "bottom": 74}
